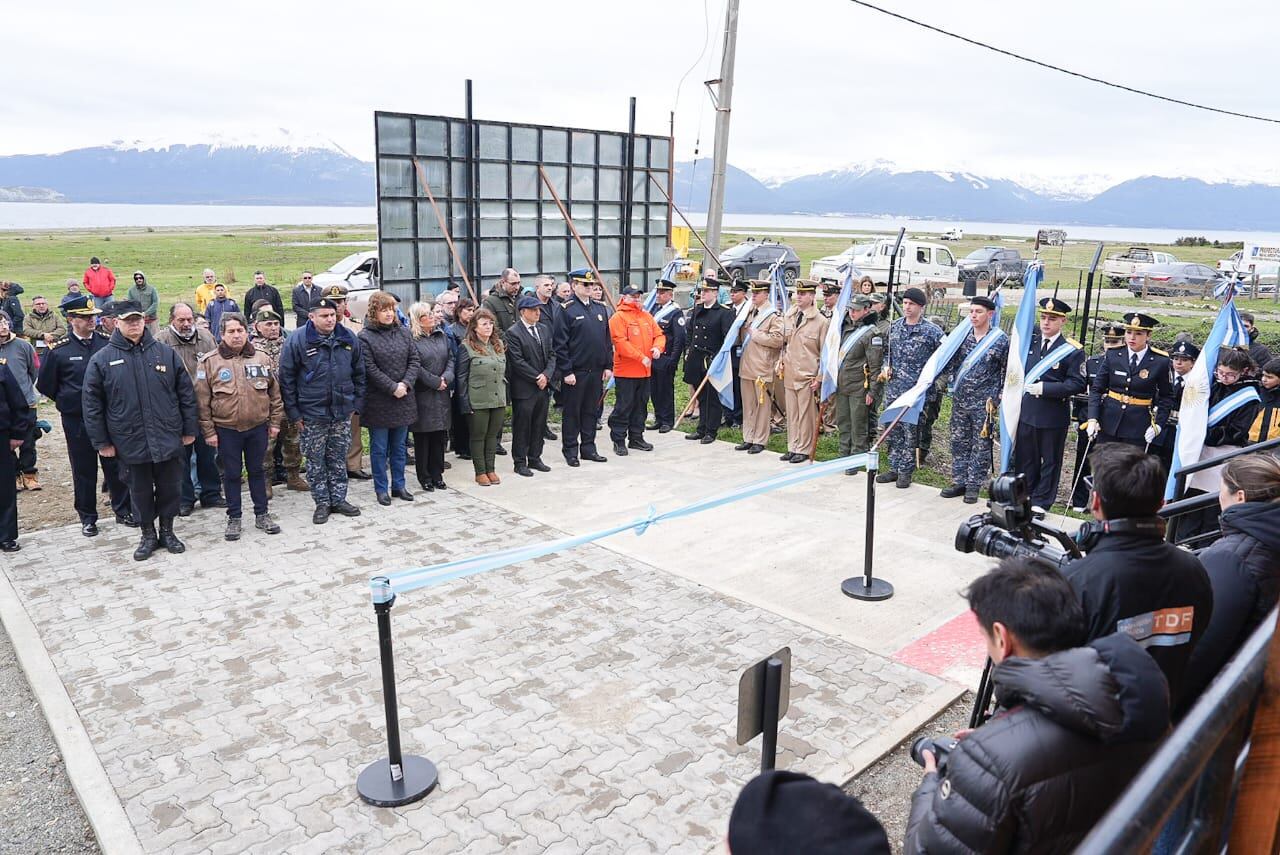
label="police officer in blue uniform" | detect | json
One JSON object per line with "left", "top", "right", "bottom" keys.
{"left": 1086, "top": 312, "right": 1175, "bottom": 449}
{"left": 1013, "top": 297, "right": 1088, "bottom": 510}
{"left": 1151, "top": 339, "right": 1198, "bottom": 472}
{"left": 0, "top": 359, "right": 34, "bottom": 552}
{"left": 553, "top": 269, "right": 613, "bottom": 466}
{"left": 35, "top": 295, "right": 134, "bottom": 536}
{"left": 1067, "top": 321, "right": 1126, "bottom": 510}
{"left": 648, "top": 278, "right": 687, "bottom": 432}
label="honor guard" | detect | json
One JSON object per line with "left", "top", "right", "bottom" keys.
{"left": 34, "top": 295, "right": 134, "bottom": 536}
{"left": 778, "top": 280, "right": 830, "bottom": 462}
{"left": 683, "top": 275, "right": 734, "bottom": 443}
{"left": 734, "top": 280, "right": 786, "bottom": 455}
{"left": 1068, "top": 321, "right": 1126, "bottom": 509}
{"left": 647, "top": 278, "right": 687, "bottom": 432}
{"left": 1151, "top": 339, "right": 1198, "bottom": 472}
{"left": 940, "top": 295, "right": 1009, "bottom": 503}
{"left": 878, "top": 287, "right": 943, "bottom": 487}
{"left": 1013, "top": 297, "right": 1087, "bottom": 510}
{"left": 833, "top": 294, "right": 885, "bottom": 469}
{"left": 1086, "top": 312, "right": 1175, "bottom": 449}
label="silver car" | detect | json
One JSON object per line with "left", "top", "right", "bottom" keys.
{"left": 1128, "top": 263, "right": 1231, "bottom": 297}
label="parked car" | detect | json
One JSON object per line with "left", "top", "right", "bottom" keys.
{"left": 313, "top": 251, "right": 380, "bottom": 319}
{"left": 1103, "top": 247, "right": 1177, "bottom": 284}
{"left": 809, "top": 243, "right": 875, "bottom": 283}
{"left": 812, "top": 237, "right": 958, "bottom": 287}
{"left": 958, "top": 246, "right": 1027, "bottom": 289}
{"left": 940, "top": 227, "right": 964, "bottom": 241}
{"left": 1129, "top": 263, "right": 1231, "bottom": 297}
{"left": 717, "top": 239, "right": 800, "bottom": 284}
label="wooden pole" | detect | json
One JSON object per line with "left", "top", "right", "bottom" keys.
{"left": 1228, "top": 609, "right": 1280, "bottom": 853}
{"left": 809, "top": 397, "right": 827, "bottom": 463}
{"left": 412, "top": 159, "right": 477, "bottom": 306}
{"left": 537, "top": 165, "right": 615, "bottom": 310}
{"left": 675, "top": 374, "right": 712, "bottom": 430}
{"left": 645, "top": 169, "right": 728, "bottom": 275}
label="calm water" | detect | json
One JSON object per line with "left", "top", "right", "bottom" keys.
{"left": 4, "top": 202, "right": 1279, "bottom": 246}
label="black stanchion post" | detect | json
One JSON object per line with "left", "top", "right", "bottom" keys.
{"left": 760, "top": 658, "right": 782, "bottom": 773}
{"left": 357, "top": 578, "right": 438, "bottom": 808}
{"left": 843, "top": 460, "right": 894, "bottom": 601}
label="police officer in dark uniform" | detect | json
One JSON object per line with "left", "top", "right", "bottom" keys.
{"left": 553, "top": 270, "right": 613, "bottom": 466}
{"left": 0, "top": 359, "right": 34, "bottom": 552}
{"left": 1014, "top": 297, "right": 1087, "bottom": 511}
{"left": 1068, "top": 321, "right": 1126, "bottom": 510}
{"left": 1152, "top": 339, "right": 1197, "bottom": 473}
{"left": 648, "top": 278, "right": 687, "bottom": 432}
{"left": 1087, "top": 312, "right": 1175, "bottom": 450}
{"left": 683, "top": 275, "right": 735, "bottom": 442}
{"left": 35, "top": 295, "right": 134, "bottom": 536}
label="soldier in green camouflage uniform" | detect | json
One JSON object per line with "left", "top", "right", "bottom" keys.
{"left": 251, "top": 308, "right": 306, "bottom": 493}
{"left": 834, "top": 294, "right": 886, "bottom": 469}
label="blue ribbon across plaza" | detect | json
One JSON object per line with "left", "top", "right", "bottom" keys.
{"left": 369, "top": 451, "right": 877, "bottom": 603}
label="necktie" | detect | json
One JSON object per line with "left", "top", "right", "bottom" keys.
{"left": 1130, "top": 353, "right": 1139, "bottom": 374}
{"left": 530, "top": 324, "right": 540, "bottom": 344}
{"left": 1041, "top": 339, "right": 1050, "bottom": 357}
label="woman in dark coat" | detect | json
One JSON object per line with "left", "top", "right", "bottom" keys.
{"left": 409, "top": 301, "right": 454, "bottom": 492}
{"left": 449, "top": 297, "right": 477, "bottom": 459}
{"left": 358, "top": 291, "right": 420, "bottom": 506}
{"left": 1183, "top": 453, "right": 1280, "bottom": 708}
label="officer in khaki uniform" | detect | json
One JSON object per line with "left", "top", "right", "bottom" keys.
{"left": 778, "top": 280, "right": 829, "bottom": 462}
{"left": 833, "top": 293, "right": 885, "bottom": 467}
{"left": 734, "top": 280, "right": 786, "bottom": 454}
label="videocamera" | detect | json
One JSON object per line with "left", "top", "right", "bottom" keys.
{"left": 954, "top": 473, "right": 1081, "bottom": 573}
{"left": 910, "top": 735, "right": 959, "bottom": 769}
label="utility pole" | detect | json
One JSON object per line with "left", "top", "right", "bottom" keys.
{"left": 704, "top": 0, "right": 740, "bottom": 268}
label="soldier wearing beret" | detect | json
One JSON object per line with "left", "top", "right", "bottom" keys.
{"left": 778, "top": 280, "right": 830, "bottom": 462}
{"left": 1013, "top": 297, "right": 1087, "bottom": 510}
{"left": 878, "top": 287, "right": 943, "bottom": 487}
{"left": 939, "top": 295, "right": 1009, "bottom": 503}
{"left": 1086, "top": 312, "right": 1175, "bottom": 449}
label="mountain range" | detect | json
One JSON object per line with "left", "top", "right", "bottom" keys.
{"left": 4, "top": 137, "right": 1280, "bottom": 231}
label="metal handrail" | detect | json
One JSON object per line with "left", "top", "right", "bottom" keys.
{"left": 1173, "top": 436, "right": 1280, "bottom": 479}
{"left": 1074, "top": 606, "right": 1277, "bottom": 853}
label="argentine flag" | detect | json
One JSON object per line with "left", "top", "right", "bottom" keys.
{"left": 879, "top": 317, "right": 972, "bottom": 427}
{"left": 706, "top": 301, "right": 754, "bottom": 408}
{"left": 819, "top": 263, "right": 858, "bottom": 402}
{"left": 645, "top": 259, "right": 683, "bottom": 313}
{"left": 769, "top": 260, "right": 791, "bottom": 316}
{"left": 997, "top": 263, "right": 1043, "bottom": 472}
{"left": 1164, "top": 298, "right": 1252, "bottom": 500}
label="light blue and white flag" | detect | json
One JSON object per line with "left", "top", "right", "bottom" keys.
{"left": 645, "top": 259, "right": 683, "bottom": 313}
{"left": 878, "top": 317, "right": 972, "bottom": 427}
{"left": 819, "top": 263, "right": 859, "bottom": 401}
{"left": 707, "top": 300, "right": 754, "bottom": 408}
{"left": 1165, "top": 297, "right": 1252, "bottom": 499}
{"left": 768, "top": 259, "right": 791, "bottom": 316}
{"left": 997, "top": 263, "right": 1043, "bottom": 472}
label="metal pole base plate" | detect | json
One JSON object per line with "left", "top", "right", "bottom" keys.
{"left": 357, "top": 755, "right": 438, "bottom": 807}
{"left": 842, "top": 577, "right": 894, "bottom": 601}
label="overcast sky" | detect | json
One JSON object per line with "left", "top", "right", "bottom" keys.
{"left": 7, "top": 0, "right": 1280, "bottom": 192}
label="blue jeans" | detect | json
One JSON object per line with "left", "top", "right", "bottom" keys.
{"left": 181, "top": 435, "right": 223, "bottom": 506}
{"left": 368, "top": 426, "right": 408, "bottom": 495}
{"left": 91, "top": 294, "right": 114, "bottom": 310}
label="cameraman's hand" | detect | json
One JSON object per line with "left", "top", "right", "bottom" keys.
{"left": 922, "top": 749, "right": 937, "bottom": 774}
{"left": 1085, "top": 419, "right": 1100, "bottom": 439}
{"left": 1024, "top": 381, "right": 1043, "bottom": 397}
{"left": 1144, "top": 424, "right": 1160, "bottom": 443}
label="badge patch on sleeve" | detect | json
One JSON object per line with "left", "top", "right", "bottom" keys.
{"left": 218, "top": 368, "right": 233, "bottom": 382}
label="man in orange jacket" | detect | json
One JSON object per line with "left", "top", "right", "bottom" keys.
{"left": 608, "top": 284, "right": 665, "bottom": 457}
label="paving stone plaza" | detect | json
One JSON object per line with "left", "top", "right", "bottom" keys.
{"left": 2, "top": 433, "right": 985, "bottom": 853}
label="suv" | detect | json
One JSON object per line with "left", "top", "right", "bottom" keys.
{"left": 717, "top": 239, "right": 800, "bottom": 284}
{"left": 958, "top": 246, "right": 1027, "bottom": 289}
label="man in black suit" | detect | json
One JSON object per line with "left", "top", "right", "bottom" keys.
{"left": 290, "top": 271, "right": 320, "bottom": 329}
{"left": 1014, "top": 297, "right": 1087, "bottom": 511}
{"left": 506, "top": 295, "right": 556, "bottom": 477}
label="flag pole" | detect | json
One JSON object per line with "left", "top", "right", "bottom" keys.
{"left": 413, "top": 159, "right": 478, "bottom": 305}
{"left": 538, "top": 165, "right": 616, "bottom": 310}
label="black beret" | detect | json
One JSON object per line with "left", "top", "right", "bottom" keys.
{"left": 971, "top": 296, "right": 997, "bottom": 311}
{"left": 902, "top": 287, "right": 928, "bottom": 306}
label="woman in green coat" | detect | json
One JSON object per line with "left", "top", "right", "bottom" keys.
{"left": 455, "top": 307, "right": 508, "bottom": 485}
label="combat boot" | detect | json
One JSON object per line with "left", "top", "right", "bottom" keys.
{"left": 159, "top": 519, "right": 186, "bottom": 554}
{"left": 225, "top": 517, "right": 242, "bottom": 542}
{"left": 939, "top": 484, "right": 965, "bottom": 499}
{"left": 255, "top": 513, "right": 281, "bottom": 534}
{"left": 286, "top": 472, "right": 310, "bottom": 492}
{"left": 134, "top": 525, "right": 159, "bottom": 562}
{"left": 21, "top": 471, "right": 41, "bottom": 491}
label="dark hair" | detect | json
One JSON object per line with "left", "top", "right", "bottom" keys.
{"left": 456, "top": 297, "right": 476, "bottom": 314}
{"left": 90, "top": 256, "right": 101, "bottom": 264}
{"left": 219, "top": 312, "right": 248, "bottom": 334}
{"left": 464, "top": 307, "right": 506, "bottom": 354}
{"left": 1240, "top": 312, "right": 1256, "bottom": 324}
{"left": 1263, "top": 358, "right": 1280, "bottom": 377}
{"left": 254, "top": 270, "right": 264, "bottom": 276}
{"left": 250, "top": 298, "right": 271, "bottom": 313}
{"left": 966, "top": 559, "right": 1086, "bottom": 655}
{"left": 1218, "top": 347, "right": 1254, "bottom": 375}
{"left": 1090, "top": 444, "right": 1166, "bottom": 518}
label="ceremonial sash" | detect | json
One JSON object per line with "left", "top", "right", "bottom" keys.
{"left": 951, "top": 328, "right": 1006, "bottom": 390}
{"left": 839, "top": 324, "right": 874, "bottom": 360}
{"left": 653, "top": 303, "right": 680, "bottom": 324}
{"left": 1207, "top": 386, "right": 1261, "bottom": 427}
{"left": 1023, "top": 340, "right": 1081, "bottom": 385}
{"left": 741, "top": 304, "right": 777, "bottom": 350}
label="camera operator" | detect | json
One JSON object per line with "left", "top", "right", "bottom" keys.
{"left": 1065, "top": 444, "right": 1213, "bottom": 712}
{"left": 905, "top": 558, "right": 1170, "bottom": 855}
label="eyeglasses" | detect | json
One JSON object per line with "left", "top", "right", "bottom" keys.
{"left": 302, "top": 276, "right": 313, "bottom": 280}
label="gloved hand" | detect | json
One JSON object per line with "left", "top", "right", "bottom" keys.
{"left": 1085, "top": 419, "right": 1100, "bottom": 439}
{"left": 1144, "top": 424, "right": 1160, "bottom": 444}
{"left": 1024, "top": 381, "right": 1044, "bottom": 397}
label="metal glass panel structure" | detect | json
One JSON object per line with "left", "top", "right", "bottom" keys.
{"left": 374, "top": 111, "right": 673, "bottom": 302}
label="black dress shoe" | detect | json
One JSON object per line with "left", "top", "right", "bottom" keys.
{"left": 748, "top": 444, "right": 765, "bottom": 454}
{"left": 455, "top": 452, "right": 471, "bottom": 461}
{"left": 115, "top": 513, "right": 139, "bottom": 528}
{"left": 528, "top": 459, "right": 550, "bottom": 473}
{"left": 377, "top": 493, "right": 392, "bottom": 506}
{"left": 313, "top": 505, "right": 330, "bottom": 525}
{"left": 419, "top": 480, "right": 436, "bottom": 492}
{"left": 178, "top": 502, "right": 195, "bottom": 517}
{"left": 514, "top": 463, "right": 534, "bottom": 477}
{"left": 431, "top": 478, "right": 448, "bottom": 489}
{"left": 0, "top": 540, "right": 19, "bottom": 553}
{"left": 628, "top": 439, "right": 654, "bottom": 451}
{"left": 331, "top": 500, "right": 362, "bottom": 517}
{"left": 613, "top": 442, "right": 629, "bottom": 457}
{"left": 789, "top": 454, "right": 808, "bottom": 464}
{"left": 658, "top": 425, "right": 673, "bottom": 433}
{"left": 443, "top": 460, "right": 452, "bottom": 469}
{"left": 734, "top": 441, "right": 751, "bottom": 451}
{"left": 82, "top": 521, "right": 99, "bottom": 538}
{"left": 780, "top": 452, "right": 796, "bottom": 462}
{"left": 565, "top": 456, "right": 580, "bottom": 468}
{"left": 201, "top": 496, "right": 227, "bottom": 509}
{"left": 544, "top": 427, "right": 558, "bottom": 440}
{"left": 685, "top": 432, "right": 704, "bottom": 440}
{"left": 582, "top": 452, "right": 607, "bottom": 463}
{"left": 495, "top": 444, "right": 508, "bottom": 456}
{"left": 348, "top": 469, "right": 373, "bottom": 480}
{"left": 699, "top": 435, "right": 716, "bottom": 445}
{"left": 392, "top": 488, "right": 414, "bottom": 502}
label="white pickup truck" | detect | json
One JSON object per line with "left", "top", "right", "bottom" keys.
{"left": 1103, "top": 247, "right": 1177, "bottom": 284}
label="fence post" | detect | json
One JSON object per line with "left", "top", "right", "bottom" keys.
{"left": 1228, "top": 608, "right": 1280, "bottom": 852}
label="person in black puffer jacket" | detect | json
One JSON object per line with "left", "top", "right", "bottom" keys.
{"left": 1182, "top": 453, "right": 1280, "bottom": 709}
{"left": 905, "top": 558, "right": 1170, "bottom": 855}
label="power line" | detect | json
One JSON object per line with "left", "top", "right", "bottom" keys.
{"left": 845, "top": 0, "right": 1280, "bottom": 125}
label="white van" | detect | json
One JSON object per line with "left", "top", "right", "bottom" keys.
{"left": 810, "top": 237, "right": 959, "bottom": 287}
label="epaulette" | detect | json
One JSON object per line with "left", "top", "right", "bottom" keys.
{"left": 1065, "top": 336, "right": 1082, "bottom": 349}
{"left": 196, "top": 349, "right": 215, "bottom": 362}
{"left": 49, "top": 337, "right": 70, "bottom": 349}
{"left": 1151, "top": 347, "right": 1169, "bottom": 357}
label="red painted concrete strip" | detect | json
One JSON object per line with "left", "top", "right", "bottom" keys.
{"left": 892, "top": 610, "right": 987, "bottom": 679}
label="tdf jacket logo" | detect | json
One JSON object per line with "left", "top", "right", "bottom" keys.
{"left": 1117, "top": 606, "right": 1195, "bottom": 648}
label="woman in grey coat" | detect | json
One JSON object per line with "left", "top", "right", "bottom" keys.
{"left": 357, "top": 291, "right": 419, "bottom": 505}
{"left": 409, "top": 302, "right": 454, "bottom": 492}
